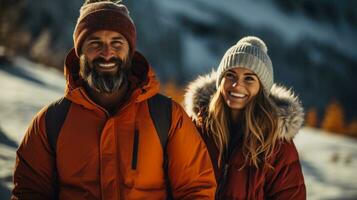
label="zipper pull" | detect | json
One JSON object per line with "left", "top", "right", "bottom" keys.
{"left": 223, "top": 163, "right": 229, "bottom": 178}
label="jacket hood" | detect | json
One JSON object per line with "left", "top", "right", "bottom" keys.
{"left": 184, "top": 71, "right": 305, "bottom": 140}
{"left": 63, "top": 48, "right": 160, "bottom": 107}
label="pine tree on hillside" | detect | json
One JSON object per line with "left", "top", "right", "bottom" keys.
{"left": 306, "top": 107, "right": 318, "bottom": 128}
{"left": 345, "top": 119, "right": 357, "bottom": 138}
{"left": 321, "top": 100, "right": 345, "bottom": 134}
{"left": 0, "top": 0, "right": 27, "bottom": 58}
{"left": 162, "top": 81, "right": 184, "bottom": 104}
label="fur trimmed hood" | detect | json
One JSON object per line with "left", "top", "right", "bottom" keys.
{"left": 184, "top": 71, "right": 305, "bottom": 140}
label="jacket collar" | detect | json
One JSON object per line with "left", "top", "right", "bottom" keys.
{"left": 184, "top": 71, "right": 305, "bottom": 140}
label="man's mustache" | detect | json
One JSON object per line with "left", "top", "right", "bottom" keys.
{"left": 92, "top": 57, "right": 123, "bottom": 66}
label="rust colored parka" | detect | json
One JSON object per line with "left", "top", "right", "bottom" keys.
{"left": 184, "top": 72, "right": 306, "bottom": 200}
{"left": 12, "top": 49, "right": 216, "bottom": 200}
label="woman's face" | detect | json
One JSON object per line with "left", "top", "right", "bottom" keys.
{"left": 221, "top": 67, "right": 261, "bottom": 111}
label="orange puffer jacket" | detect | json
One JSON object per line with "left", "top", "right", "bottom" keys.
{"left": 12, "top": 49, "right": 216, "bottom": 200}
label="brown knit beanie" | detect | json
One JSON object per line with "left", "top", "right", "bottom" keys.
{"left": 73, "top": 0, "right": 136, "bottom": 57}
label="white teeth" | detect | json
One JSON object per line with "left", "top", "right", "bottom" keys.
{"left": 98, "top": 63, "right": 116, "bottom": 68}
{"left": 230, "top": 92, "right": 246, "bottom": 98}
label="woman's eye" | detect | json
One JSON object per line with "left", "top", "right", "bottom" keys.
{"left": 245, "top": 76, "right": 255, "bottom": 81}
{"left": 225, "top": 72, "right": 236, "bottom": 80}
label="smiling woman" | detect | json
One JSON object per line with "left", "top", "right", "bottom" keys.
{"left": 185, "top": 36, "right": 306, "bottom": 199}
{"left": 221, "top": 68, "right": 261, "bottom": 118}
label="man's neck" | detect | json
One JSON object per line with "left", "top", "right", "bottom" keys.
{"left": 85, "top": 81, "right": 129, "bottom": 115}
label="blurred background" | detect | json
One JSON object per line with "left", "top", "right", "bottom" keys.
{"left": 0, "top": 0, "right": 356, "bottom": 199}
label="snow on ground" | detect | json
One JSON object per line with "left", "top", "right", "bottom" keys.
{"left": 0, "top": 57, "right": 64, "bottom": 142}
{"left": 0, "top": 57, "right": 64, "bottom": 197}
{"left": 0, "top": 58, "right": 356, "bottom": 199}
{"left": 295, "top": 127, "right": 357, "bottom": 200}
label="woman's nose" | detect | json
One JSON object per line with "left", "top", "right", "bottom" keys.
{"left": 231, "top": 78, "right": 245, "bottom": 88}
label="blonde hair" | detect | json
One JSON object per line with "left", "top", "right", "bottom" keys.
{"left": 205, "top": 85, "right": 278, "bottom": 169}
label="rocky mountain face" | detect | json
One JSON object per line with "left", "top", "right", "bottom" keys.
{"left": 1, "top": 0, "right": 356, "bottom": 119}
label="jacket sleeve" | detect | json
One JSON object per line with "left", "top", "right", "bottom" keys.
{"left": 265, "top": 141, "right": 306, "bottom": 200}
{"left": 12, "top": 108, "right": 57, "bottom": 200}
{"left": 166, "top": 102, "right": 217, "bottom": 200}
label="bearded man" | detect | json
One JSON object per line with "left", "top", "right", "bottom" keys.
{"left": 12, "top": 1, "right": 216, "bottom": 199}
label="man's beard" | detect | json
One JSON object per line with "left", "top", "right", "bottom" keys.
{"left": 79, "top": 55, "right": 130, "bottom": 94}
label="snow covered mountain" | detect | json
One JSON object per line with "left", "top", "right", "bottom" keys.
{"left": 0, "top": 57, "right": 356, "bottom": 199}
{"left": 3, "top": 0, "right": 357, "bottom": 121}
{"left": 125, "top": 0, "right": 357, "bottom": 120}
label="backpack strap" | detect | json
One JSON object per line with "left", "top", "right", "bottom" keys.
{"left": 45, "top": 97, "right": 71, "bottom": 154}
{"left": 45, "top": 97, "right": 71, "bottom": 200}
{"left": 148, "top": 93, "right": 173, "bottom": 200}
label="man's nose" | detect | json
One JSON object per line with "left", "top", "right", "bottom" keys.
{"left": 100, "top": 44, "right": 114, "bottom": 60}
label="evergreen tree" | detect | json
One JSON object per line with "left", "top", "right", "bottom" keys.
{"left": 306, "top": 107, "right": 318, "bottom": 128}
{"left": 345, "top": 119, "right": 357, "bottom": 138}
{"left": 321, "top": 100, "right": 345, "bottom": 134}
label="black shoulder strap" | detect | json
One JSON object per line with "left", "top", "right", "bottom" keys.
{"left": 148, "top": 93, "right": 173, "bottom": 199}
{"left": 45, "top": 97, "right": 71, "bottom": 200}
{"left": 148, "top": 94, "right": 172, "bottom": 148}
{"left": 45, "top": 97, "right": 71, "bottom": 154}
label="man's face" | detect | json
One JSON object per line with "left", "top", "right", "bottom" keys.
{"left": 80, "top": 30, "right": 131, "bottom": 93}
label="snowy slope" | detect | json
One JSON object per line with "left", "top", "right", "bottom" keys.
{"left": 294, "top": 127, "right": 357, "bottom": 199}
{"left": 0, "top": 57, "right": 64, "bottom": 142}
{"left": 157, "top": 0, "right": 357, "bottom": 57}
{"left": 0, "top": 58, "right": 356, "bottom": 199}
{"left": 0, "top": 57, "right": 64, "bottom": 198}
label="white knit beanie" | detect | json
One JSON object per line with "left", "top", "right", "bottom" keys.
{"left": 216, "top": 36, "right": 274, "bottom": 94}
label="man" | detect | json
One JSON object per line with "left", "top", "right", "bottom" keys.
{"left": 12, "top": 0, "right": 216, "bottom": 199}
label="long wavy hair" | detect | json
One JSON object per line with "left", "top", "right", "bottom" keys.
{"left": 205, "top": 84, "right": 279, "bottom": 169}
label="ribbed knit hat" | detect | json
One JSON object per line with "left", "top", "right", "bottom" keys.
{"left": 216, "top": 36, "right": 274, "bottom": 94}
{"left": 73, "top": 0, "right": 136, "bottom": 57}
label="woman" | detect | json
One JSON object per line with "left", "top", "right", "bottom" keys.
{"left": 185, "top": 36, "right": 306, "bottom": 199}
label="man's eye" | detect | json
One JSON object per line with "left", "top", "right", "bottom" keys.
{"left": 112, "top": 41, "right": 123, "bottom": 48}
{"left": 89, "top": 41, "right": 101, "bottom": 48}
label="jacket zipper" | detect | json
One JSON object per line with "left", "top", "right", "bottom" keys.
{"left": 78, "top": 88, "right": 110, "bottom": 117}
{"left": 217, "top": 142, "right": 242, "bottom": 199}
{"left": 131, "top": 129, "right": 139, "bottom": 170}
